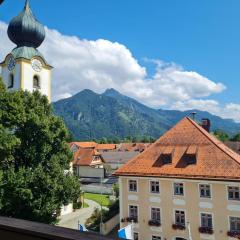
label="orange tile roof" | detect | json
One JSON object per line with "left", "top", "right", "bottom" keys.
{"left": 73, "top": 148, "right": 103, "bottom": 166}
{"left": 96, "top": 144, "right": 117, "bottom": 150}
{"left": 70, "top": 142, "right": 98, "bottom": 149}
{"left": 114, "top": 117, "right": 240, "bottom": 181}
{"left": 118, "top": 143, "right": 151, "bottom": 152}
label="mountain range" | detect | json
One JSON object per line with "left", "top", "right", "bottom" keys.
{"left": 53, "top": 88, "right": 240, "bottom": 140}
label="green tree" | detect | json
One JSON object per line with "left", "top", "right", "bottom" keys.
{"left": 0, "top": 79, "right": 80, "bottom": 224}
{"left": 213, "top": 129, "right": 229, "bottom": 142}
{"left": 231, "top": 133, "right": 240, "bottom": 142}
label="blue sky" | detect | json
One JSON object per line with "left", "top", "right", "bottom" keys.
{"left": 0, "top": 0, "right": 240, "bottom": 120}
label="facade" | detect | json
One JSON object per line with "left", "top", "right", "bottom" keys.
{"left": 115, "top": 117, "right": 240, "bottom": 240}
{"left": 73, "top": 148, "right": 105, "bottom": 178}
{"left": 0, "top": 0, "right": 52, "bottom": 102}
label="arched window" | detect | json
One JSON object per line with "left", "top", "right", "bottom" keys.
{"left": 33, "top": 75, "right": 40, "bottom": 89}
{"left": 8, "top": 74, "right": 14, "bottom": 89}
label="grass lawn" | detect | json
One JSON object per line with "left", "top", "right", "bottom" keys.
{"left": 83, "top": 202, "right": 89, "bottom": 208}
{"left": 84, "top": 193, "right": 110, "bottom": 207}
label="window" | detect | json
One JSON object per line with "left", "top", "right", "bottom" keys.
{"left": 152, "top": 236, "right": 161, "bottom": 240}
{"left": 33, "top": 75, "right": 40, "bottom": 89}
{"left": 133, "top": 232, "right": 139, "bottom": 240}
{"left": 228, "top": 186, "right": 240, "bottom": 201}
{"left": 201, "top": 213, "right": 213, "bottom": 229}
{"left": 150, "top": 181, "right": 160, "bottom": 193}
{"left": 174, "top": 183, "right": 184, "bottom": 196}
{"left": 200, "top": 184, "right": 211, "bottom": 198}
{"left": 129, "top": 180, "right": 137, "bottom": 192}
{"left": 151, "top": 207, "right": 161, "bottom": 222}
{"left": 129, "top": 205, "right": 138, "bottom": 222}
{"left": 175, "top": 210, "right": 185, "bottom": 226}
{"left": 161, "top": 153, "right": 172, "bottom": 164}
{"left": 8, "top": 74, "right": 14, "bottom": 88}
{"left": 230, "top": 217, "right": 240, "bottom": 232}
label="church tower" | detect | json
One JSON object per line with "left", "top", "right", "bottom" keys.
{"left": 0, "top": 0, "right": 52, "bottom": 102}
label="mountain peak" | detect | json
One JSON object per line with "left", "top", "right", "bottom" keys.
{"left": 103, "top": 88, "right": 121, "bottom": 96}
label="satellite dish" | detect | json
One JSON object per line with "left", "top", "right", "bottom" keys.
{"left": 0, "top": 0, "right": 4, "bottom": 5}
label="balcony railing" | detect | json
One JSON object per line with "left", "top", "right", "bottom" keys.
{"left": 0, "top": 216, "right": 112, "bottom": 240}
{"left": 227, "top": 230, "right": 240, "bottom": 239}
{"left": 121, "top": 217, "right": 138, "bottom": 223}
{"left": 172, "top": 223, "right": 186, "bottom": 230}
{"left": 148, "top": 220, "right": 161, "bottom": 227}
{"left": 199, "top": 226, "right": 214, "bottom": 234}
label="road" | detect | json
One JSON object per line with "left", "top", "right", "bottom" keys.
{"left": 58, "top": 199, "right": 100, "bottom": 230}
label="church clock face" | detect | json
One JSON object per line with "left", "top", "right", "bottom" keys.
{"left": 31, "top": 59, "right": 42, "bottom": 72}
{"left": 7, "top": 56, "right": 16, "bottom": 71}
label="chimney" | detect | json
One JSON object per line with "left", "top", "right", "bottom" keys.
{"left": 190, "top": 112, "right": 197, "bottom": 121}
{"left": 201, "top": 118, "right": 211, "bottom": 132}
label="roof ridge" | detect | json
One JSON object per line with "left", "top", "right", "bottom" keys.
{"left": 186, "top": 117, "right": 240, "bottom": 164}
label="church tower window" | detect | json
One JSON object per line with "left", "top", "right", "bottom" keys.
{"left": 33, "top": 75, "right": 40, "bottom": 89}
{"left": 8, "top": 74, "right": 14, "bottom": 89}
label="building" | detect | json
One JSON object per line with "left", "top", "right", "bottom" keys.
{"left": 114, "top": 117, "right": 240, "bottom": 240}
{"left": 102, "top": 151, "right": 139, "bottom": 171}
{"left": 0, "top": 0, "right": 52, "bottom": 102}
{"left": 226, "top": 142, "right": 240, "bottom": 155}
{"left": 118, "top": 143, "right": 151, "bottom": 152}
{"left": 96, "top": 144, "right": 117, "bottom": 152}
{"left": 73, "top": 148, "right": 105, "bottom": 178}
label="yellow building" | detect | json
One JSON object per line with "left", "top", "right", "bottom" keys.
{"left": 114, "top": 117, "right": 240, "bottom": 240}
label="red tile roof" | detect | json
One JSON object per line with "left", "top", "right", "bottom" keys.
{"left": 96, "top": 144, "right": 117, "bottom": 150}
{"left": 70, "top": 142, "right": 98, "bottom": 149}
{"left": 114, "top": 117, "right": 240, "bottom": 181}
{"left": 118, "top": 143, "right": 151, "bottom": 152}
{"left": 73, "top": 148, "right": 103, "bottom": 166}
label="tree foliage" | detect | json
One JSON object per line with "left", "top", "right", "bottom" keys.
{"left": 231, "top": 133, "right": 240, "bottom": 142}
{"left": 0, "top": 79, "right": 80, "bottom": 224}
{"left": 213, "top": 129, "right": 229, "bottom": 142}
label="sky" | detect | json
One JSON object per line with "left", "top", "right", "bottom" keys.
{"left": 0, "top": 0, "right": 240, "bottom": 121}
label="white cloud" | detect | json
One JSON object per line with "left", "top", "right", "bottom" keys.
{"left": 172, "top": 99, "right": 240, "bottom": 122}
{"left": 0, "top": 20, "right": 239, "bottom": 122}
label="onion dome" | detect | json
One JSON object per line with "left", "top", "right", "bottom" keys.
{"left": 7, "top": 0, "right": 45, "bottom": 48}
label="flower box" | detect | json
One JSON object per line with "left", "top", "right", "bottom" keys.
{"left": 172, "top": 224, "right": 186, "bottom": 230}
{"left": 227, "top": 231, "right": 240, "bottom": 239}
{"left": 148, "top": 220, "right": 161, "bottom": 227}
{"left": 199, "top": 227, "right": 214, "bottom": 234}
{"left": 126, "top": 217, "right": 138, "bottom": 223}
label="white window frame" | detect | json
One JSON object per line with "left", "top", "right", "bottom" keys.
{"left": 173, "top": 209, "right": 186, "bottom": 226}
{"left": 152, "top": 235, "right": 161, "bottom": 240}
{"left": 199, "top": 212, "right": 214, "bottom": 229}
{"left": 150, "top": 206, "right": 161, "bottom": 222}
{"left": 128, "top": 179, "right": 138, "bottom": 193}
{"left": 229, "top": 216, "right": 240, "bottom": 232}
{"left": 199, "top": 183, "right": 212, "bottom": 199}
{"left": 128, "top": 204, "right": 139, "bottom": 222}
{"left": 133, "top": 231, "right": 139, "bottom": 240}
{"left": 227, "top": 186, "right": 240, "bottom": 201}
{"left": 173, "top": 182, "right": 184, "bottom": 196}
{"left": 149, "top": 180, "right": 160, "bottom": 194}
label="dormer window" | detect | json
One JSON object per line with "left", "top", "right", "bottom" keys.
{"left": 33, "top": 75, "right": 40, "bottom": 89}
{"left": 8, "top": 74, "right": 14, "bottom": 89}
{"left": 185, "top": 145, "right": 197, "bottom": 165}
{"left": 162, "top": 146, "right": 174, "bottom": 164}
{"left": 162, "top": 154, "right": 172, "bottom": 164}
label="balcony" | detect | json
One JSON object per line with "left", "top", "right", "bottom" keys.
{"left": 227, "top": 230, "right": 240, "bottom": 239}
{"left": 172, "top": 223, "right": 186, "bottom": 230}
{"left": 148, "top": 220, "right": 161, "bottom": 227}
{"left": 121, "top": 217, "right": 138, "bottom": 223}
{"left": 0, "top": 216, "right": 113, "bottom": 240}
{"left": 199, "top": 226, "right": 214, "bottom": 235}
